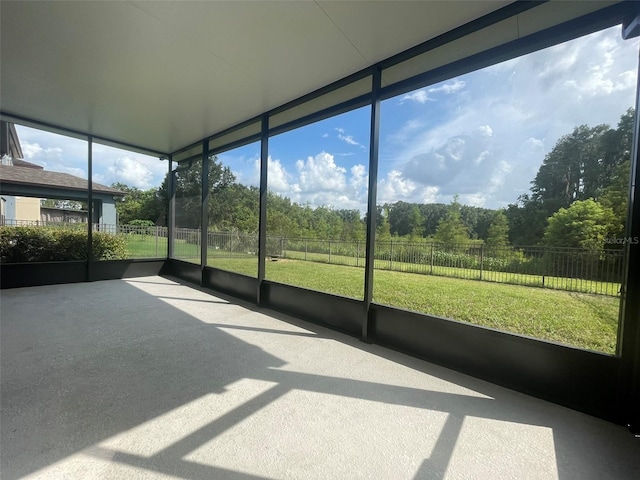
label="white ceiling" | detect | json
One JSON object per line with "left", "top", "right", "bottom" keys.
{"left": 1, "top": 1, "right": 622, "bottom": 156}
{"left": 0, "top": 0, "right": 520, "bottom": 155}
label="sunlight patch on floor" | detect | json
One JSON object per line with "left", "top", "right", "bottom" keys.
{"left": 185, "top": 388, "right": 450, "bottom": 479}
{"left": 446, "top": 417, "right": 558, "bottom": 479}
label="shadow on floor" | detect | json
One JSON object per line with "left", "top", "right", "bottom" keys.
{"left": 1, "top": 276, "right": 638, "bottom": 479}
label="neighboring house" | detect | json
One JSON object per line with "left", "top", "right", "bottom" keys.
{"left": 0, "top": 122, "right": 41, "bottom": 224}
{"left": 0, "top": 122, "right": 124, "bottom": 226}
{"left": 0, "top": 161, "right": 124, "bottom": 225}
{"left": 40, "top": 207, "right": 88, "bottom": 224}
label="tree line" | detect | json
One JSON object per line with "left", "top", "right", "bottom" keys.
{"left": 114, "top": 109, "right": 634, "bottom": 250}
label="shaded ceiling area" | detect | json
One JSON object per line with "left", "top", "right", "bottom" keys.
{"left": 0, "top": 0, "right": 516, "bottom": 155}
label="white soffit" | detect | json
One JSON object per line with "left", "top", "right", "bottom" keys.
{"left": 0, "top": 1, "right": 611, "bottom": 155}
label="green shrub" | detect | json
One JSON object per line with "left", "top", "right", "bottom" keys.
{"left": 52, "top": 229, "right": 88, "bottom": 260}
{"left": 128, "top": 219, "right": 155, "bottom": 227}
{"left": 0, "top": 226, "right": 127, "bottom": 263}
{"left": 91, "top": 231, "right": 127, "bottom": 260}
{"left": 0, "top": 227, "right": 56, "bottom": 262}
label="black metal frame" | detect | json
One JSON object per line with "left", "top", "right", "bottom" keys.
{"left": 0, "top": 111, "right": 167, "bottom": 158}
{"left": 2, "top": 1, "right": 639, "bottom": 430}
{"left": 163, "top": 1, "right": 640, "bottom": 429}
{"left": 87, "top": 135, "right": 93, "bottom": 276}
{"left": 167, "top": 154, "right": 174, "bottom": 259}
{"left": 380, "top": 2, "right": 634, "bottom": 103}
{"left": 619, "top": 34, "right": 640, "bottom": 433}
{"left": 200, "top": 140, "right": 209, "bottom": 274}
{"left": 363, "top": 67, "right": 382, "bottom": 340}
{"left": 258, "top": 114, "right": 269, "bottom": 304}
{"left": 1, "top": 260, "right": 165, "bottom": 288}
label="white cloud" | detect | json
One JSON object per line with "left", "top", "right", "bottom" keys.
{"left": 477, "top": 125, "right": 493, "bottom": 137}
{"left": 17, "top": 134, "right": 88, "bottom": 178}
{"left": 350, "top": 164, "right": 367, "bottom": 189}
{"left": 20, "top": 141, "right": 62, "bottom": 167}
{"left": 382, "top": 25, "right": 639, "bottom": 209}
{"left": 266, "top": 151, "right": 368, "bottom": 212}
{"left": 296, "top": 151, "right": 346, "bottom": 193}
{"left": 221, "top": 149, "right": 261, "bottom": 187}
{"left": 93, "top": 156, "right": 156, "bottom": 189}
{"left": 400, "top": 125, "right": 496, "bottom": 195}
{"left": 460, "top": 193, "right": 486, "bottom": 207}
{"left": 15, "top": 126, "right": 167, "bottom": 188}
{"left": 401, "top": 90, "right": 432, "bottom": 104}
{"left": 378, "top": 170, "right": 439, "bottom": 205}
{"left": 387, "top": 118, "right": 427, "bottom": 146}
{"left": 267, "top": 156, "right": 291, "bottom": 193}
{"left": 400, "top": 80, "right": 467, "bottom": 104}
{"left": 336, "top": 127, "right": 365, "bottom": 148}
{"left": 429, "top": 79, "right": 466, "bottom": 94}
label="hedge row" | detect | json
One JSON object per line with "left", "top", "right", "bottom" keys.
{"left": 0, "top": 226, "right": 127, "bottom": 263}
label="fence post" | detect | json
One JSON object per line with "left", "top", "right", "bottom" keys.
{"left": 479, "top": 244, "right": 484, "bottom": 281}
{"left": 230, "top": 233, "right": 233, "bottom": 259}
{"left": 329, "top": 240, "right": 332, "bottom": 264}
{"left": 356, "top": 241, "right": 360, "bottom": 268}
{"left": 155, "top": 226, "right": 159, "bottom": 257}
{"left": 430, "top": 243, "right": 434, "bottom": 275}
{"left": 305, "top": 239, "right": 307, "bottom": 261}
{"left": 389, "top": 240, "right": 393, "bottom": 270}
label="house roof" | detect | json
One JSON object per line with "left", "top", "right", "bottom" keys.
{"left": 11, "top": 158, "right": 43, "bottom": 170}
{"left": 0, "top": 164, "right": 124, "bottom": 196}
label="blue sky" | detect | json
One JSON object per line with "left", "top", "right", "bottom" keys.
{"left": 16, "top": 25, "right": 639, "bottom": 213}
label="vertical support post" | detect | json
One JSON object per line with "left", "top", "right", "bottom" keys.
{"left": 168, "top": 155, "right": 175, "bottom": 259}
{"left": 479, "top": 244, "right": 484, "bottom": 281}
{"left": 618, "top": 38, "right": 640, "bottom": 434}
{"left": 363, "top": 67, "right": 382, "bottom": 341}
{"left": 0, "top": 120, "right": 9, "bottom": 156}
{"left": 87, "top": 135, "right": 93, "bottom": 281}
{"left": 201, "top": 140, "right": 209, "bottom": 276}
{"left": 257, "top": 114, "right": 269, "bottom": 305}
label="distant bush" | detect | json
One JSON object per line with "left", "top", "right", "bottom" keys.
{"left": 124, "top": 219, "right": 156, "bottom": 235}
{"left": 127, "top": 219, "right": 155, "bottom": 227}
{"left": 0, "top": 226, "right": 127, "bottom": 263}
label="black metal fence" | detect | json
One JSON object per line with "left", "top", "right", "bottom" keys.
{"left": 133, "top": 229, "right": 628, "bottom": 296}
{"left": 264, "top": 235, "right": 624, "bottom": 296}
{"left": 2, "top": 221, "right": 625, "bottom": 296}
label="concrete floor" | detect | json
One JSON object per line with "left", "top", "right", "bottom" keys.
{"left": 1, "top": 276, "right": 639, "bottom": 480}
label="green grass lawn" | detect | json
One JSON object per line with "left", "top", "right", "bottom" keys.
{"left": 124, "top": 237, "right": 620, "bottom": 353}
{"left": 125, "top": 235, "right": 168, "bottom": 258}
{"left": 225, "top": 257, "right": 618, "bottom": 354}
